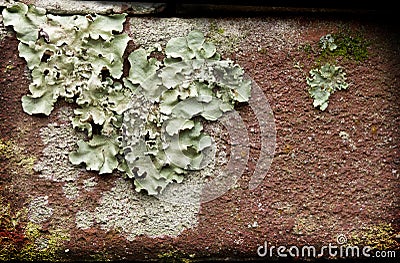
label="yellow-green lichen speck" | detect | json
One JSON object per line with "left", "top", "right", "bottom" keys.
{"left": 348, "top": 223, "right": 398, "bottom": 251}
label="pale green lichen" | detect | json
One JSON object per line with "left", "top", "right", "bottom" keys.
{"left": 319, "top": 34, "right": 337, "bottom": 52}
{"left": 2, "top": 3, "right": 129, "bottom": 116}
{"left": 3, "top": 2, "right": 129, "bottom": 179}
{"left": 304, "top": 32, "right": 369, "bottom": 111}
{"left": 306, "top": 63, "right": 349, "bottom": 111}
{"left": 120, "top": 30, "right": 251, "bottom": 194}
{"left": 3, "top": 3, "right": 251, "bottom": 196}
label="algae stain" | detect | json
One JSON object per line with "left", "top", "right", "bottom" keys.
{"left": 17, "top": 222, "right": 69, "bottom": 262}
{"left": 158, "top": 250, "right": 195, "bottom": 263}
{"left": 348, "top": 223, "right": 399, "bottom": 251}
{"left": 0, "top": 198, "right": 69, "bottom": 261}
{"left": 0, "top": 138, "right": 36, "bottom": 172}
{"left": 0, "top": 139, "right": 15, "bottom": 159}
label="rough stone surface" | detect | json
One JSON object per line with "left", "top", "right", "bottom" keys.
{"left": 0, "top": 3, "right": 399, "bottom": 262}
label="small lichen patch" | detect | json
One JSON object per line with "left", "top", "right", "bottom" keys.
{"left": 18, "top": 222, "right": 69, "bottom": 261}
{"left": 33, "top": 107, "right": 83, "bottom": 182}
{"left": 75, "top": 210, "right": 95, "bottom": 230}
{"left": 82, "top": 177, "right": 98, "bottom": 191}
{"left": 306, "top": 63, "right": 349, "bottom": 111}
{"left": 76, "top": 178, "right": 200, "bottom": 239}
{"left": 0, "top": 138, "right": 35, "bottom": 169}
{"left": 28, "top": 196, "right": 53, "bottom": 224}
{"left": 0, "top": 198, "right": 69, "bottom": 261}
{"left": 62, "top": 182, "right": 80, "bottom": 200}
{"left": 339, "top": 131, "right": 357, "bottom": 150}
{"left": 348, "top": 223, "right": 399, "bottom": 250}
{"left": 0, "top": 139, "right": 15, "bottom": 159}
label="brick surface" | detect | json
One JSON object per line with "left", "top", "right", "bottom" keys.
{"left": 0, "top": 1, "right": 399, "bottom": 261}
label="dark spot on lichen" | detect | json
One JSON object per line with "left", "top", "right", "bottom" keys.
{"left": 41, "top": 50, "right": 54, "bottom": 63}
{"left": 100, "top": 67, "right": 110, "bottom": 82}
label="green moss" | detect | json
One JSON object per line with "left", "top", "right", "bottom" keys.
{"left": 89, "top": 251, "right": 113, "bottom": 261}
{"left": 206, "top": 21, "right": 243, "bottom": 56}
{"left": 299, "top": 43, "right": 314, "bottom": 54}
{"left": 209, "top": 22, "right": 225, "bottom": 35}
{"left": 348, "top": 223, "right": 399, "bottom": 250}
{"left": 318, "top": 32, "right": 369, "bottom": 63}
{"left": 158, "top": 250, "right": 194, "bottom": 263}
{"left": 258, "top": 47, "right": 268, "bottom": 55}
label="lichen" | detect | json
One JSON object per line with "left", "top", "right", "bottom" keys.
{"left": 33, "top": 108, "right": 83, "bottom": 182}
{"left": 27, "top": 196, "right": 53, "bottom": 224}
{"left": 0, "top": 138, "right": 36, "bottom": 172}
{"left": 76, "top": 178, "right": 201, "bottom": 239}
{"left": 158, "top": 250, "right": 194, "bottom": 263}
{"left": 306, "top": 63, "right": 349, "bottom": 111}
{"left": 319, "top": 34, "right": 337, "bottom": 52}
{"left": 120, "top": 30, "right": 251, "bottom": 194}
{"left": 318, "top": 32, "right": 369, "bottom": 62}
{"left": 0, "top": 198, "right": 69, "bottom": 261}
{"left": 62, "top": 182, "right": 80, "bottom": 200}
{"left": 3, "top": 3, "right": 252, "bottom": 196}
{"left": 2, "top": 2, "right": 130, "bottom": 178}
{"left": 0, "top": 139, "right": 15, "bottom": 160}
{"left": 16, "top": 222, "right": 69, "bottom": 262}
{"left": 347, "top": 223, "right": 399, "bottom": 251}
{"left": 303, "top": 31, "right": 369, "bottom": 111}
